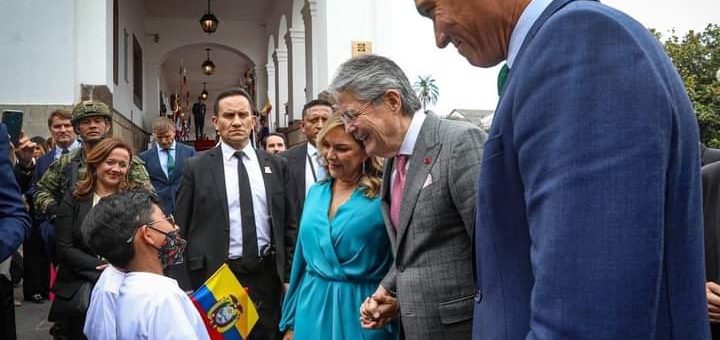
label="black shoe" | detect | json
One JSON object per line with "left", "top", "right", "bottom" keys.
{"left": 26, "top": 293, "right": 45, "bottom": 303}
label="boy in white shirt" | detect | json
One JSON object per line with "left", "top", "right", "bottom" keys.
{"left": 83, "top": 190, "right": 209, "bottom": 340}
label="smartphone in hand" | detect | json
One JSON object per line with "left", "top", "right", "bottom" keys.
{"left": 2, "top": 110, "right": 24, "bottom": 145}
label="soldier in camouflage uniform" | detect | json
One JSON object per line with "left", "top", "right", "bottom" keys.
{"left": 34, "top": 100, "right": 153, "bottom": 221}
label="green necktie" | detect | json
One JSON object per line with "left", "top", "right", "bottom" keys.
{"left": 165, "top": 149, "right": 175, "bottom": 177}
{"left": 497, "top": 63, "right": 510, "bottom": 96}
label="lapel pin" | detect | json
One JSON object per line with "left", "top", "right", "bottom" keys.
{"left": 424, "top": 157, "right": 432, "bottom": 165}
{"left": 264, "top": 166, "right": 272, "bottom": 174}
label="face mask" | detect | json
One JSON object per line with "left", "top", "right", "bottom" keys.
{"left": 155, "top": 230, "right": 187, "bottom": 267}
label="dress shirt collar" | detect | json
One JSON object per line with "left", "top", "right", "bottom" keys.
{"left": 54, "top": 139, "right": 81, "bottom": 158}
{"left": 220, "top": 141, "right": 257, "bottom": 163}
{"left": 506, "top": 0, "right": 554, "bottom": 68}
{"left": 161, "top": 141, "right": 176, "bottom": 151}
{"left": 306, "top": 142, "right": 318, "bottom": 157}
{"left": 397, "top": 112, "right": 427, "bottom": 156}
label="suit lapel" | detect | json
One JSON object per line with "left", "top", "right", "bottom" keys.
{"left": 396, "top": 114, "right": 441, "bottom": 247}
{"left": 171, "top": 145, "right": 187, "bottom": 182}
{"left": 380, "top": 158, "right": 397, "bottom": 247}
{"left": 255, "top": 149, "right": 274, "bottom": 219}
{"left": 207, "top": 147, "right": 230, "bottom": 231}
{"left": 147, "top": 147, "right": 167, "bottom": 182}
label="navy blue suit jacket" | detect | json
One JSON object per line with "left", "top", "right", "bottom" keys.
{"left": 0, "top": 123, "right": 31, "bottom": 261}
{"left": 473, "top": 0, "right": 709, "bottom": 338}
{"left": 139, "top": 143, "right": 195, "bottom": 215}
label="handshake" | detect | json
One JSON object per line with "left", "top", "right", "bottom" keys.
{"left": 359, "top": 285, "right": 400, "bottom": 328}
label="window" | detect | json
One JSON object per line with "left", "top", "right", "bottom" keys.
{"left": 113, "top": 0, "right": 118, "bottom": 85}
{"left": 123, "top": 28, "right": 128, "bottom": 83}
{"left": 132, "top": 34, "right": 143, "bottom": 109}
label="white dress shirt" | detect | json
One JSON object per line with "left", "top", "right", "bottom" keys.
{"left": 53, "top": 139, "right": 82, "bottom": 160}
{"left": 304, "top": 143, "right": 325, "bottom": 194}
{"left": 83, "top": 265, "right": 126, "bottom": 340}
{"left": 220, "top": 141, "right": 271, "bottom": 259}
{"left": 391, "top": 112, "right": 427, "bottom": 189}
{"left": 116, "top": 272, "right": 209, "bottom": 340}
{"left": 156, "top": 141, "right": 177, "bottom": 178}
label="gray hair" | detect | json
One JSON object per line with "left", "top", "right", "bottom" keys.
{"left": 328, "top": 54, "right": 422, "bottom": 115}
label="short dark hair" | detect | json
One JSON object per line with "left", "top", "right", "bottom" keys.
{"left": 302, "top": 99, "right": 333, "bottom": 119}
{"left": 213, "top": 87, "right": 256, "bottom": 116}
{"left": 82, "top": 190, "right": 159, "bottom": 268}
{"left": 262, "top": 132, "right": 286, "bottom": 149}
{"left": 47, "top": 109, "right": 72, "bottom": 128}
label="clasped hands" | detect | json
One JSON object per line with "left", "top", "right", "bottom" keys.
{"left": 359, "top": 285, "right": 399, "bottom": 329}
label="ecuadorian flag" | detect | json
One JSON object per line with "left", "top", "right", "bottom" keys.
{"left": 191, "top": 264, "right": 259, "bottom": 339}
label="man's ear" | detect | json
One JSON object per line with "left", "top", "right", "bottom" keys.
{"left": 385, "top": 90, "right": 403, "bottom": 114}
{"left": 138, "top": 226, "right": 158, "bottom": 247}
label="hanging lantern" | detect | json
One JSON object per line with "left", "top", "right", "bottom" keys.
{"left": 199, "top": 0, "right": 219, "bottom": 34}
{"left": 202, "top": 48, "right": 215, "bottom": 75}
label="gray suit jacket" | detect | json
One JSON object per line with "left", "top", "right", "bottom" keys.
{"left": 380, "top": 113, "right": 485, "bottom": 339}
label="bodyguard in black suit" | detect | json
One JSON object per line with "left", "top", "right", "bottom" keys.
{"left": 175, "top": 88, "right": 297, "bottom": 340}
{"left": 280, "top": 99, "right": 332, "bottom": 215}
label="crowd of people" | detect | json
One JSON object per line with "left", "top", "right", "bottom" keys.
{"left": 1, "top": 0, "right": 719, "bottom": 339}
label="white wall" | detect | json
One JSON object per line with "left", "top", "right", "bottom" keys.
{"left": 0, "top": 0, "right": 77, "bottom": 104}
{"left": 323, "top": 0, "right": 393, "bottom": 87}
{"left": 112, "top": 0, "right": 146, "bottom": 127}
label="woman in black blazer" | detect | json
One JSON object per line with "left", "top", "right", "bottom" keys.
{"left": 49, "top": 138, "right": 139, "bottom": 339}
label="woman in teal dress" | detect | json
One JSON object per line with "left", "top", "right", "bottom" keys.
{"left": 280, "top": 117, "right": 396, "bottom": 340}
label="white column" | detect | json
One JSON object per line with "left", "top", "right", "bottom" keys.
{"left": 143, "top": 63, "right": 161, "bottom": 130}
{"left": 302, "top": 0, "right": 319, "bottom": 99}
{"left": 273, "top": 48, "right": 289, "bottom": 128}
{"left": 285, "top": 28, "right": 306, "bottom": 122}
{"left": 265, "top": 63, "right": 276, "bottom": 131}
{"left": 254, "top": 64, "right": 267, "bottom": 112}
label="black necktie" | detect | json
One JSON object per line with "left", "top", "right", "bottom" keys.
{"left": 61, "top": 148, "right": 69, "bottom": 155}
{"left": 234, "top": 151, "right": 258, "bottom": 267}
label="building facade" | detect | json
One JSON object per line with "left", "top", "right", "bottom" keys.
{"left": 0, "top": 0, "right": 395, "bottom": 151}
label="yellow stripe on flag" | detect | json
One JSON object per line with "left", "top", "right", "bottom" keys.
{"left": 204, "top": 264, "right": 259, "bottom": 338}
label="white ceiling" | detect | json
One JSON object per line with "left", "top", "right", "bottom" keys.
{"left": 144, "top": 0, "right": 273, "bottom": 23}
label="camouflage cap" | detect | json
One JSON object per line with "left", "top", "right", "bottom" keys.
{"left": 71, "top": 100, "right": 112, "bottom": 124}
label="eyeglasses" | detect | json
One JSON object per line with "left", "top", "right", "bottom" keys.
{"left": 337, "top": 93, "right": 385, "bottom": 125}
{"left": 126, "top": 214, "right": 177, "bottom": 243}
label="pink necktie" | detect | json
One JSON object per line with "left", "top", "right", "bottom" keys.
{"left": 390, "top": 155, "right": 408, "bottom": 229}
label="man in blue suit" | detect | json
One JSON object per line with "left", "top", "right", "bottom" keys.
{"left": 414, "top": 0, "right": 709, "bottom": 338}
{"left": 139, "top": 117, "right": 195, "bottom": 215}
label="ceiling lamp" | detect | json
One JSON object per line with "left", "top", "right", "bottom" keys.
{"left": 199, "top": 0, "right": 219, "bottom": 34}
{"left": 202, "top": 48, "right": 215, "bottom": 75}
{"left": 201, "top": 82, "right": 209, "bottom": 100}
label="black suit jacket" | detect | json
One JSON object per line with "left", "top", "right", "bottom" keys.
{"left": 280, "top": 142, "right": 307, "bottom": 214}
{"left": 175, "top": 146, "right": 298, "bottom": 289}
{"left": 53, "top": 195, "right": 102, "bottom": 306}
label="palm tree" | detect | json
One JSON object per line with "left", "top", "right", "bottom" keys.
{"left": 414, "top": 75, "right": 440, "bottom": 112}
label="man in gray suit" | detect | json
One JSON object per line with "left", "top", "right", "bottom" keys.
{"left": 329, "top": 54, "right": 485, "bottom": 339}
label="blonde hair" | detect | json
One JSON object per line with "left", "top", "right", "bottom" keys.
{"left": 316, "top": 116, "right": 383, "bottom": 198}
